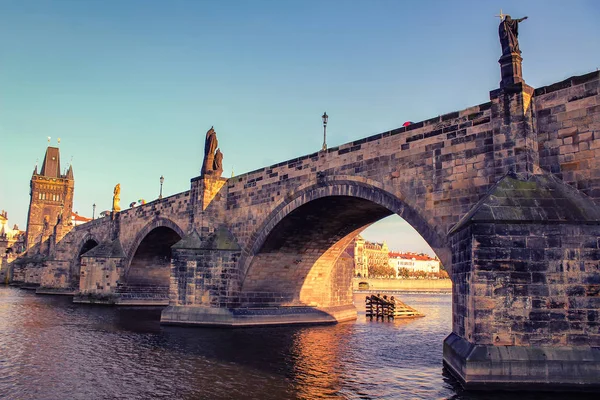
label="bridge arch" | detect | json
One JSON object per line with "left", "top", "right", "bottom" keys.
{"left": 76, "top": 233, "right": 101, "bottom": 257}
{"left": 72, "top": 233, "right": 100, "bottom": 287}
{"left": 124, "top": 218, "right": 185, "bottom": 287}
{"left": 239, "top": 176, "right": 450, "bottom": 307}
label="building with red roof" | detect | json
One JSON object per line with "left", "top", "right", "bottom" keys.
{"left": 71, "top": 212, "right": 92, "bottom": 226}
{"left": 388, "top": 252, "right": 440, "bottom": 274}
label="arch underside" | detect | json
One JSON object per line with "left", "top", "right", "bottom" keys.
{"left": 242, "top": 195, "right": 397, "bottom": 307}
{"left": 73, "top": 238, "right": 99, "bottom": 286}
{"left": 127, "top": 226, "right": 181, "bottom": 287}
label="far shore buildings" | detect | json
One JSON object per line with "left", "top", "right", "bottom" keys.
{"left": 0, "top": 210, "right": 25, "bottom": 256}
{"left": 1, "top": 210, "right": 26, "bottom": 282}
{"left": 389, "top": 252, "right": 440, "bottom": 274}
{"left": 346, "top": 235, "right": 389, "bottom": 278}
{"left": 71, "top": 212, "right": 92, "bottom": 226}
{"left": 346, "top": 235, "right": 441, "bottom": 278}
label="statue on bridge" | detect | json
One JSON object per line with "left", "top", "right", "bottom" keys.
{"left": 112, "top": 183, "right": 121, "bottom": 212}
{"left": 499, "top": 14, "right": 528, "bottom": 55}
{"left": 201, "top": 126, "right": 223, "bottom": 177}
{"left": 213, "top": 148, "right": 223, "bottom": 175}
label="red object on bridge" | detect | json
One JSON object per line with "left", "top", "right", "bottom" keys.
{"left": 403, "top": 121, "right": 413, "bottom": 127}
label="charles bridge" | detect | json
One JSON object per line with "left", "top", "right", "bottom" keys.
{"left": 9, "top": 18, "right": 600, "bottom": 390}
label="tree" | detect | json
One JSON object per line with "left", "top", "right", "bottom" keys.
{"left": 368, "top": 264, "right": 396, "bottom": 278}
{"left": 397, "top": 268, "right": 410, "bottom": 279}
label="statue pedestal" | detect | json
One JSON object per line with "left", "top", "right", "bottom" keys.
{"left": 499, "top": 52, "right": 523, "bottom": 88}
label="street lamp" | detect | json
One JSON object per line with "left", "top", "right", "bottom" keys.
{"left": 322, "top": 112, "right": 328, "bottom": 151}
{"left": 159, "top": 175, "right": 164, "bottom": 199}
{"left": 92, "top": 203, "right": 96, "bottom": 219}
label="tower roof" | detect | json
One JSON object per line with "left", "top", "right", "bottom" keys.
{"left": 66, "top": 164, "right": 74, "bottom": 179}
{"left": 39, "top": 147, "right": 61, "bottom": 178}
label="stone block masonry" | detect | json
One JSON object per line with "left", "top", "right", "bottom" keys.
{"left": 536, "top": 71, "right": 600, "bottom": 200}
{"left": 445, "top": 174, "right": 600, "bottom": 389}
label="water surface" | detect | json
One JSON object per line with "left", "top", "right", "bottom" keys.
{"left": 0, "top": 287, "right": 594, "bottom": 399}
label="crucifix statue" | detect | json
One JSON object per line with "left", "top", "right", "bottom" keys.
{"left": 497, "top": 11, "right": 528, "bottom": 56}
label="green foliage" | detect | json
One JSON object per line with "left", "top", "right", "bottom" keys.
{"left": 368, "top": 264, "right": 397, "bottom": 278}
{"left": 396, "top": 268, "right": 450, "bottom": 279}
{"left": 397, "top": 267, "right": 410, "bottom": 279}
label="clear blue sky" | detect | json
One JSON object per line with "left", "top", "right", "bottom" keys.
{"left": 1, "top": 1, "right": 599, "bottom": 255}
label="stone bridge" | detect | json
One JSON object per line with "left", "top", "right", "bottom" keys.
{"left": 12, "top": 43, "right": 600, "bottom": 390}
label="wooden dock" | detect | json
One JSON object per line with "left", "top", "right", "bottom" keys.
{"left": 365, "top": 294, "right": 424, "bottom": 321}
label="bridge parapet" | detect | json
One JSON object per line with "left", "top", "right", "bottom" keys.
{"left": 224, "top": 100, "right": 496, "bottom": 273}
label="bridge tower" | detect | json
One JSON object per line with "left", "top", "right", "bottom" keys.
{"left": 25, "top": 144, "right": 74, "bottom": 250}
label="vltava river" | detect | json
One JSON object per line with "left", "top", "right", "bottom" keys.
{"left": 0, "top": 286, "right": 595, "bottom": 399}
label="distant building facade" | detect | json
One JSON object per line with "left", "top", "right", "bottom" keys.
{"left": 71, "top": 212, "right": 92, "bottom": 226}
{"left": 389, "top": 252, "right": 440, "bottom": 274}
{"left": 365, "top": 240, "right": 389, "bottom": 272}
{"left": 25, "top": 145, "right": 75, "bottom": 250}
{"left": 345, "top": 235, "right": 389, "bottom": 277}
{"left": 345, "top": 236, "right": 368, "bottom": 277}
{"left": 0, "top": 210, "right": 25, "bottom": 256}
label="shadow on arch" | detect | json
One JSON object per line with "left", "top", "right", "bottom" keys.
{"left": 239, "top": 177, "right": 450, "bottom": 309}
{"left": 124, "top": 218, "right": 185, "bottom": 288}
{"left": 71, "top": 234, "right": 100, "bottom": 287}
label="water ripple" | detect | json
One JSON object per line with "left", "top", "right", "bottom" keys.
{"left": 1, "top": 287, "right": 598, "bottom": 399}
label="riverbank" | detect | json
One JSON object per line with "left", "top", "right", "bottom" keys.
{"left": 352, "top": 278, "right": 451, "bottom": 292}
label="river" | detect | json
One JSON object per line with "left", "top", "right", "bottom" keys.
{"left": 0, "top": 286, "right": 595, "bottom": 399}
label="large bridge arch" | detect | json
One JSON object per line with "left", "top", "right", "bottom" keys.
{"left": 124, "top": 218, "right": 185, "bottom": 287}
{"left": 239, "top": 176, "right": 450, "bottom": 307}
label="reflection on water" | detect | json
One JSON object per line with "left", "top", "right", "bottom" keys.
{"left": 0, "top": 287, "right": 596, "bottom": 399}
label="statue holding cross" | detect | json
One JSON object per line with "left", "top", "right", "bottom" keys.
{"left": 497, "top": 10, "right": 528, "bottom": 56}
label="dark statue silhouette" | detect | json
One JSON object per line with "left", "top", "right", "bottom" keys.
{"left": 499, "top": 15, "right": 528, "bottom": 55}
{"left": 201, "top": 126, "right": 223, "bottom": 176}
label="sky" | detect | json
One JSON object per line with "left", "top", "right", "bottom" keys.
{"left": 1, "top": 0, "right": 599, "bottom": 256}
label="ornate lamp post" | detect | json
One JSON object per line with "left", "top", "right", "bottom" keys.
{"left": 322, "top": 112, "right": 328, "bottom": 151}
{"left": 159, "top": 175, "right": 164, "bottom": 199}
{"left": 92, "top": 203, "right": 96, "bottom": 219}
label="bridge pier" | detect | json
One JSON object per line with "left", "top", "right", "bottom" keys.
{"left": 73, "top": 239, "right": 126, "bottom": 304}
{"left": 160, "top": 226, "right": 358, "bottom": 326}
{"left": 161, "top": 304, "right": 357, "bottom": 327}
{"left": 441, "top": 44, "right": 600, "bottom": 390}
{"left": 444, "top": 174, "right": 600, "bottom": 390}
